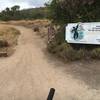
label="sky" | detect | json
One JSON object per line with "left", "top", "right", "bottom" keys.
{"left": 0, "top": 0, "right": 49, "bottom": 11}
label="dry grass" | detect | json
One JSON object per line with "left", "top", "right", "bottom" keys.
{"left": 3, "top": 19, "right": 50, "bottom": 42}
{"left": 48, "top": 41, "right": 100, "bottom": 61}
{"left": 0, "top": 25, "right": 20, "bottom": 45}
{"left": 2, "top": 19, "right": 50, "bottom": 27}
{"left": 0, "top": 24, "right": 20, "bottom": 57}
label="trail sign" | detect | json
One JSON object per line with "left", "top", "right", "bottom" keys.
{"left": 65, "top": 22, "right": 100, "bottom": 45}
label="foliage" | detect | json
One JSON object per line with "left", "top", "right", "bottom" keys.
{"left": 48, "top": 39, "right": 100, "bottom": 61}
{"left": 0, "top": 5, "right": 20, "bottom": 21}
{"left": 0, "top": 6, "right": 49, "bottom": 21}
{"left": 47, "top": 0, "right": 100, "bottom": 24}
{"left": 20, "top": 7, "right": 49, "bottom": 20}
{"left": 47, "top": 24, "right": 100, "bottom": 61}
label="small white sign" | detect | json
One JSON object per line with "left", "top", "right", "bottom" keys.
{"left": 65, "top": 22, "right": 100, "bottom": 45}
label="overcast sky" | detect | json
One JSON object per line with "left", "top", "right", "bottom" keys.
{"left": 0, "top": 0, "right": 49, "bottom": 11}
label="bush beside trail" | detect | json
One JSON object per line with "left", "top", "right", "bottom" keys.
{"left": 0, "top": 24, "right": 20, "bottom": 57}
{"left": 47, "top": 25, "right": 100, "bottom": 61}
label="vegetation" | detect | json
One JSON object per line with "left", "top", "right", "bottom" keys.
{"left": 0, "top": 6, "right": 48, "bottom": 21}
{"left": 20, "top": 7, "right": 49, "bottom": 20}
{"left": 0, "top": 5, "right": 20, "bottom": 21}
{"left": 47, "top": 0, "right": 100, "bottom": 24}
{"left": 0, "top": 25, "right": 20, "bottom": 57}
{"left": 47, "top": 0, "right": 100, "bottom": 61}
{"left": 0, "top": 25, "right": 20, "bottom": 45}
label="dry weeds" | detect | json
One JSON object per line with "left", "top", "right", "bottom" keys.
{"left": 0, "top": 24, "right": 20, "bottom": 56}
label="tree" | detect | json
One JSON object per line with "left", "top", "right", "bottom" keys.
{"left": 0, "top": 6, "right": 48, "bottom": 21}
{"left": 5, "top": 7, "right": 10, "bottom": 13}
{"left": 11, "top": 5, "right": 20, "bottom": 12}
{"left": 0, "top": 5, "right": 20, "bottom": 21}
{"left": 47, "top": 0, "right": 100, "bottom": 24}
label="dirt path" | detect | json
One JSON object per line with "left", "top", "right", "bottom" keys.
{"left": 0, "top": 25, "right": 100, "bottom": 100}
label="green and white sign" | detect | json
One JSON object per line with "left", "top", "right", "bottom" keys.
{"left": 65, "top": 22, "right": 100, "bottom": 45}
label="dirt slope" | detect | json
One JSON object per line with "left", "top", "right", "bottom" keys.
{"left": 0, "top": 25, "right": 100, "bottom": 100}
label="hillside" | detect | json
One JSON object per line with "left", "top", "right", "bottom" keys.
{"left": 20, "top": 7, "right": 49, "bottom": 19}
{"left": 0, "top": 7, "right": 49, "bottom": 21}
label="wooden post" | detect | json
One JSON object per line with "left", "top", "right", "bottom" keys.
{"left": 48, "top": 25, "right": 56, "bottom": 43}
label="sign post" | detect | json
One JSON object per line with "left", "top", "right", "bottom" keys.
{"left": 66, "top": 22, "right": 100, "bottom": 45}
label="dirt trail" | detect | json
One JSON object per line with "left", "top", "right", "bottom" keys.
{"left": 0, "top": 25, "right": 100, "bottom": 100}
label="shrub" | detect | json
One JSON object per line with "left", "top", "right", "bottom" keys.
{"left": 56, "top": 43, "right": 87, "bottom": 61}
{"left": 47, "top": 29, "right": 100, "bottom": 61}
{"left": 91, "top": 48, "right": 100, "bottom": 59}
{"left": 0, "top": 40, "right": 9, "bottom": 47}
{"left": 47, "top": 0, "right": 100, "bottom": 24}
{"left": 34, "top": 26, "right": 39, "bottom": 32}
{"left": 55, "top": 24, "right": 66, "bottom": 44}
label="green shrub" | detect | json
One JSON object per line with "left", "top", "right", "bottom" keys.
{"left": 48, "top": 38, "right": 100, "bottom": 61}
{"left": 47, "top": 39, "right": 57, "bottom": 53}
{"left": 57, "top": 43, "right": 87, "bottom": 61}
{"left": 47, "top": 0, "right": 100, "bottom": 24}
{"left": 55, "top": 25, "right": 66, "bottom": 44}
{"left": 91, "top": 48, "right": 100, "bottom": 59}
